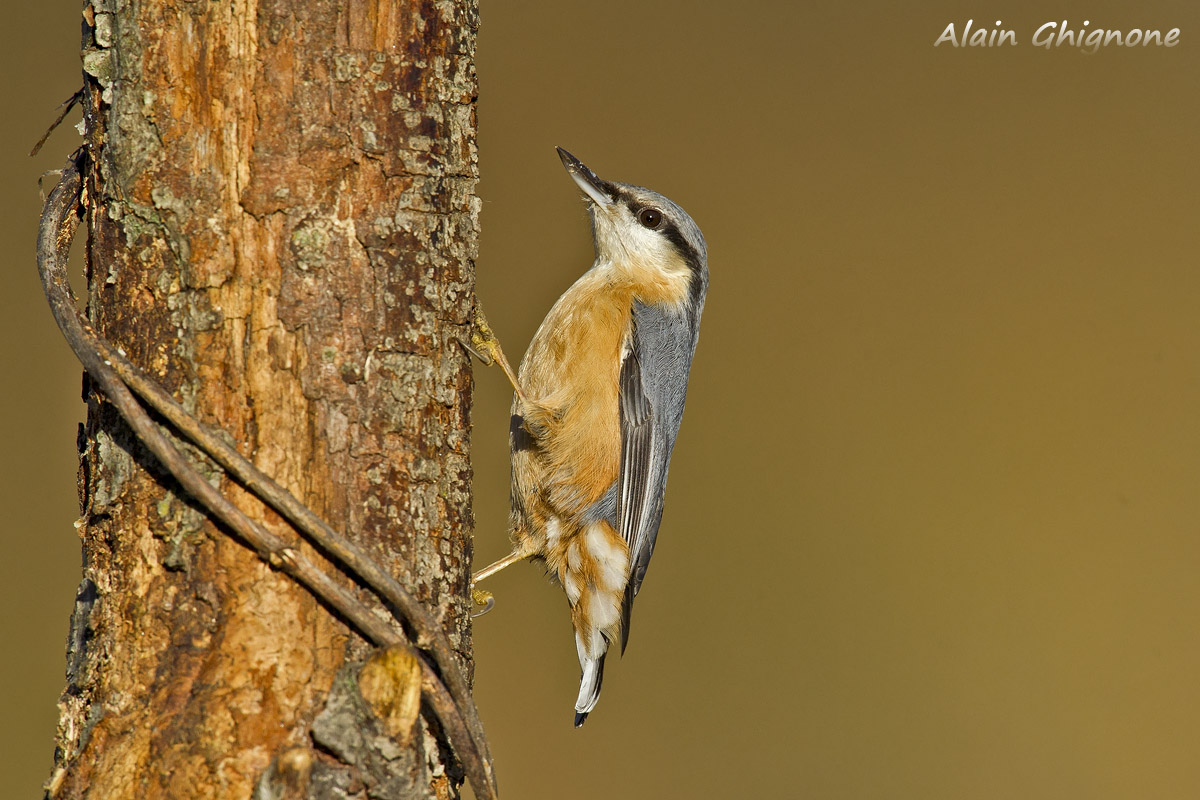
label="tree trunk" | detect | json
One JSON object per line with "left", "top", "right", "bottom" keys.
{"left": 52, "top": 1, "right": 480, "bottom": 797}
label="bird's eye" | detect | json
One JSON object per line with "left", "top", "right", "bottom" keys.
{"left": 637, "top": 207, "right": 664, "bottom": 230}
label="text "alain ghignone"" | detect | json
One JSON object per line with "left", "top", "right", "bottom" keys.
{"left": 935, "top": 20, "right": 1181, "bottom": 53}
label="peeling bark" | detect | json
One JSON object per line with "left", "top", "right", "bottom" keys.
{"left": 52, "top": 1, "right": 480, "bottom": 798}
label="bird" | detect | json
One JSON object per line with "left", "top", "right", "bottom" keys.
{"left": 469, "top": 147, "right": 707, "bottom": 727}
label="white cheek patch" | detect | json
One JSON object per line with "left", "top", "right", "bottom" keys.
{"left": 615, "top": 221, "right": 671, "bottom": 268}
{"left": 594, "top": 214, "right": 691, "bottom": 301}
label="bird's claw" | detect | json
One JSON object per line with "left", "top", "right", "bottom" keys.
{"left": 470, "top": 587, "right": 496, "bottom": 618}
{"left": 460, "top": 304, "right": 503, "bottom": 366}
{"left": 459, "top": 302, "right": 526, "bottom": 401}
{"left": 457, "top": 335, "right": 492, "bottom": 366}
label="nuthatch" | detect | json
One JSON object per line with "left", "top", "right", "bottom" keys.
{"left": 471, "top": 148, "right": 707, "bottom": 726}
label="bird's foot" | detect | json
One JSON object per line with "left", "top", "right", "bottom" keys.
{"left": 460, "top": 303, "right": 526, "bottom": 401}
{"left": 469, "top": 544, "right": 537, "bottom": 617}
{"left": 470, "top": 587, "right": 495, "bottom": 618}
{"left": 460, "top": 304, "right": 499, "bottom": 366}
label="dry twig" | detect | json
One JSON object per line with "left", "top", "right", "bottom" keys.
{"left": 30, "top": 89, "right": 83, "bottom": 157}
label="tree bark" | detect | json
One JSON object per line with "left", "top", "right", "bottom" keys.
{"left": 52, "top": 1, "right": 480, "bottom": 798}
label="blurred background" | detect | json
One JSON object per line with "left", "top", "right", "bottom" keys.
{"left": 5, "top": 1, "right": 1198, "bottom": 797}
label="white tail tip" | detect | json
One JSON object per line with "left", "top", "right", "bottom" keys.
{"left": 574, "top": 655, "right": 605, "bottom": 727}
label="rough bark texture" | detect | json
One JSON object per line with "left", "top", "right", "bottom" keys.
{"left": 52, "top": 1, "right": 480, "bottom": 798}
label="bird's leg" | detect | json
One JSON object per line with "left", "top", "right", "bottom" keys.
{"left": 470, "top": 542, "right": 537, "bottom": 617}
{"left": 473, "top": 547, "right": 534, "bottom": 583}
{"left": 461, "top": 302, "right": 537, "bottom": 618}
{"left": 461, "top": 302, "right": 527, "bottom": 403}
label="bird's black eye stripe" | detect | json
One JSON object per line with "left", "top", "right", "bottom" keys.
{"left": 620, "top": 196, "right": 703, "bottom": 275}
{"left": 660, "top": 223, "right": 702, "bottom": 274}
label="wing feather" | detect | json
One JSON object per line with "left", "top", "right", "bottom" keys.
{"left": 615, "top": 322, "right": 665, "bottom": 651}
{"left": 615, "top": 299, "right": 702, "bottom": 651}
{"left": 618, "top": 340, "right": 652, "bottom": 539}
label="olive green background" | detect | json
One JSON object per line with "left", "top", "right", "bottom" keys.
{"left": 5, "top": 2, "right": 1198, "bottom": 798}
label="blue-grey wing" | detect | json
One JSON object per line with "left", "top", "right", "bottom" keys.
{"left": 616, "top": 300, "right": 702, "bottom": 650}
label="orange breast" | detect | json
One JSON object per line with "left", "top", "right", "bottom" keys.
{"left": 517, "top": 269, "right": 634, "bottom": 518}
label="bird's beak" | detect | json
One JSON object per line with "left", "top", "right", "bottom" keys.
{"left": 557, "top": 147, "right": 614, "bottom": 208}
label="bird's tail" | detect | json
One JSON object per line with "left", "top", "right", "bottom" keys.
{"left": 568, "top": 524, "right": 627, "bottom": 726}
{"left": 573, "top": 630, "right": 608, "bottom": 727}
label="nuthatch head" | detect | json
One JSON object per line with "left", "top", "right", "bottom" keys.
{"left": 483, "top": 148, "right": 707, "bottom": 726}
{"left": 558, "top": 148, "right": 707, "bottom": 292}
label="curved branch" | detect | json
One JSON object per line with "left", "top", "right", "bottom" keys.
{"left": 37, "top": 155, "right": 496, "bottom": 800}
{"left": 88, "top": 264, "right": 493, "bottom": 776}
